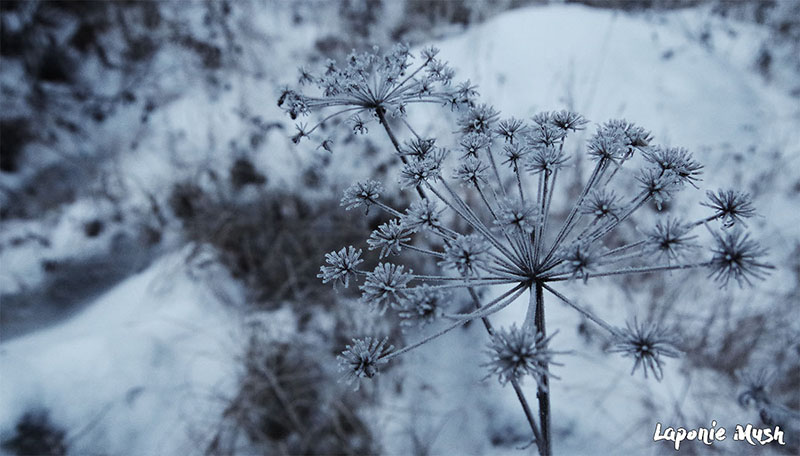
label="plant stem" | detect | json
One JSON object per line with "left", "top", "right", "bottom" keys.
{"left": 534, "top": 281, "right": 552, "bottom": 456}
{"left": 466, "top": 287, "right": 544, "bottom": 455}
{"left": 376, "top": 107, "right": 427, "bottom": 200}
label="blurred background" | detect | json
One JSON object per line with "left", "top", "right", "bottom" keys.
{"left": 0, "top": 1, "right": 798, "bottom": 455}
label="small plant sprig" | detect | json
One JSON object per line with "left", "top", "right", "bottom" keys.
{"left": 282, "top": 46, "right": 773, "bottom": 455}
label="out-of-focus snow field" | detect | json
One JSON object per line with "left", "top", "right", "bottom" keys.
{"left": 1, "top": 2, "right": 798, "bottom": 455}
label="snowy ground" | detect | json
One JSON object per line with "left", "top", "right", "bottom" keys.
{"left": 1, "top": 2, "right": 798, "bottom": 455}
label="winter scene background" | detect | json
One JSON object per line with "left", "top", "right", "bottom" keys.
{"left": 1, "top": 1, "right": 799, "bottom": 455}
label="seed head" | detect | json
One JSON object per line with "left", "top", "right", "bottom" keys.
{"left": 494, "top": 197, "right": 540, "bottom": 234}
{"left": 702, "top": 189, "right": 757, "bottom": 228}
{"left": 642, "top": 146, "right": 703, "bottom": 188}
{"left": 644, "top": 217, "right": 698, "bottom": 263}
{"left": 496, "top": 117, "right": 527, "bottom": 143}
{"left": 525, "top": 144, "right": 570, "bottom": 175}
{"left": 318, "top": 246, "right": 363, "bottom": 288}
{"left": 458, "top": 104, "right": 500, "bottom": 135}
{"left": 550, "top": 110, "right": 589, "bottom": 132}
{"left": 459, "top": 132, "right": 492, "bottom": 158}
{"left": 360, "top": 263, "right": 413, "bottom": 313}
{"left": 341, "top": 180, "right": 383, "bottom": 212}
{"left": 636, "top": 168, "right": 682, "bottom": 210}
{"left": 484, "top": 325, "right": 561, "bottom": 387}
{"left": 439, "top": 234, "right": 491, "bottom": 276}
{"left": 337, "top": 337, "right": 393, "bottom": 390}
{"left": 501, "top": 143, "right": 529, "bottom": 170}
{"left": 367, "top": 219, "right": 412, "bottom": 258}
{"left": 708, "top": 229, "right": 772, "bottom": 287}
{"left": 557, "top": 242, "right": 603, "bottom": 282}
{"left": 453, "top": 156, "right": 490, "bottom": 187}
{"left": 580, "top": 189, "right": 621, "bottom": 220}
{"left": 609, "top": 320, "right": 680, "bottom": 381}
{"left": 401, "top": 198, "right": 444, "bottom": 232}
{"left": 401, "top": 137, "right": 437, "bottom": 161}
{"left": 399, "top": 154, "right": 444, "bottom": 189}
{"left": 398, "top": 286, "right": 446, "bottom": 327}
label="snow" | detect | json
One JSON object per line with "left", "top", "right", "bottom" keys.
{"left": 0, "top": 252, "right": 244, "bottom": 455}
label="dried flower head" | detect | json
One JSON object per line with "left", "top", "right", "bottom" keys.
{"left": 401, "top": 137, "right": 437, "bottom": 160}
{"left": 459, "top": 132, "right": 492, "bottom": 158}
{"left": 495, "top": 197, "right": 540, "bottom": 234}
{"left": 644, "top": 218, "right": 698, "bottom": 263}
{"left": 398, "top": 285, "right": 446, "bottom": 327}
{"left": 368, "top": 219, "right": 412, "bottom": 258}
{"left": 399, "top": 154, "right": 444, "bottom": 189}
{"left": 550, "top": 110, "right": 589, "bottom": 132}
{"left": 525, "top": 145, "right": 570, "bottom": 175}
{"left": 337, "top": 337, "right": 393, "bottom": 390}
{"left": 501, "top": 143, "right": 529, "bottom": 170}
{"left": 401, "top": 198, "right": 444, "bottom": 232}
{"left": 708, "top": 229, "right": 772, "bottom": 287}
{"left": 610, "top": 320, "right": 680, "bottom": 381}
{"left": 527, "top": 123, "right": 567, "bottom": 148}
{"left": 453, "top": 156, "right": 490, "bottom": 186}
{"left": 485, "top": 325, "right": 561, "bottom": 387}
{"left": 580, "top": 189, "right": 621, "bottom": 220}
{"left": 360, "top": 263, "right": 413, "bottom": 313}
{"left": 459, "top": 104, "right": 500, "bottom": 135}
{"left": 557, "top": 242, "right": 603, "bottom": 282}
{"left": 318, "top": 246, "right": 363, "bottom": 288}
{"left": 341, "top": 180, "right": 384, "bottom": 212}
{"left": 278, "top": 44, "right": 475, "bottom": 143}
{"left": 642, "top": 146, "right": 703, "bottom": 188}
{"left": 636, "top": 168, "right": 681, "bottom": 210}
{"left": 496, "top": 117, "right": 527, "bottom": 143}
{"left": 702, "top": 189, "right": 757, "bottom": 228}
{"left": 440, "top": 234, "right": 491, "bottom": 276}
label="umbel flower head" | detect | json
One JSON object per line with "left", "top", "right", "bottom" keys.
{"left": 295, "top": 50, "right": 774, "bottom": 438}
{"left": 277, "top": 44, "right": 477, "bottom": 144}
{"left": 315, "top": 105, "right": 772, "bottom": 392}
{"left": 609, "top": 320, "right": 680, "bottom": 381}
{"left": 337, "top": 337, "right": 393, "bottom": 391}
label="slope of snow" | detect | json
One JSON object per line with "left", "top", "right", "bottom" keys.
{"left": 0, "top": 251, "right": 245, "bottom": 455}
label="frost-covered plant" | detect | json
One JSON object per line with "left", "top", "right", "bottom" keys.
{"left": 282, "top": 46, "right": 773, "bottom": 455}
{"left": 277, "top": 44, "right": 476, "bottom": 145}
